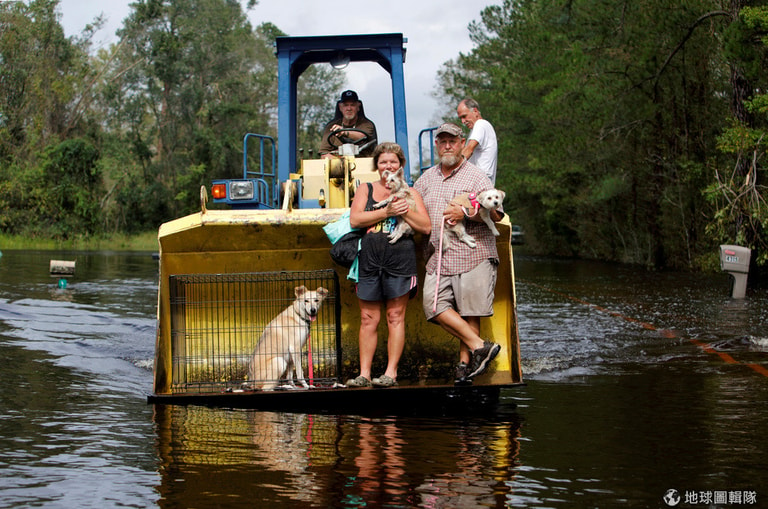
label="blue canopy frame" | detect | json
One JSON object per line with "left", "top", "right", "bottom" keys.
{"left": 275, "top": 33, "right": 410, "bottom": 183}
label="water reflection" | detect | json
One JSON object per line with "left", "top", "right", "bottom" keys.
{"left": 2, "top": 251, "right": 768, "bottom": 508}
{"left": 153, "top": 405, "right": 522, "bottom": 508}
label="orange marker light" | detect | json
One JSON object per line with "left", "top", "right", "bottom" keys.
{"left": 212, "top": 184, "right": 227, "bottom": 200}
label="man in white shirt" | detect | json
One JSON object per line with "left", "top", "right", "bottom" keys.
{"left": 457, "top": 98, "right": 498, "bottom": 184}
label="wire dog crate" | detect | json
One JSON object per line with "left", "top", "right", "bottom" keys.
{"left": 168, "top": 269, "right": 340, "bottom": 393}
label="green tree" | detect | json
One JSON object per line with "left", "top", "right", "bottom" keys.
{"left": 1, "top": 0, "right": 343, "bottom": 238}
{"left": 439, "top": 0, "right": 733, "bottom": 269}
{"left": 0, "top": 0, "right": 103, "bottom": 237}
{"left": 100, "top": 1, "right": 341, "bottom": 229}
{"left": 706, "top": 4, "right": 768, "bottom": 266}
{"left": 108, "top": 0, "right": 270, "bottom": 221}
{"left": 42, "top": 138, "right": 102, "bottom": 236}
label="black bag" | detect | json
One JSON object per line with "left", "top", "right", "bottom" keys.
{"left": 330, "top": 230, "right": 363, "bottom": 268}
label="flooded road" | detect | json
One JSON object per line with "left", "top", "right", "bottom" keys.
{"left": 0, "top": 250, "right": 766, "bottom": 508}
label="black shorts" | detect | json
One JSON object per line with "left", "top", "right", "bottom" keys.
{"left": 357, "top": 273, "right": 417, "bottom": 302}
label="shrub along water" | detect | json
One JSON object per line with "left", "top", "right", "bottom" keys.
{"left": 0, "top": 232, "right": 158, "bottom": 252}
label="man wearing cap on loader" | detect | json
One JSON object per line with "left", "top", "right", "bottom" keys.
{"left": 319, "top": 90, "right": 378, "bottom": 158}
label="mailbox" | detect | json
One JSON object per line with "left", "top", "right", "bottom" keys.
{"left": 50, "top": 260, "right": 76, "bottom": 289}
{"left": 719, "top": 245, "right": 751, "bottom": 298}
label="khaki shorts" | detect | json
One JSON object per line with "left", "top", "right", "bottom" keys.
{"left": 423, "top": 259, "right": 497, "bottom": 321}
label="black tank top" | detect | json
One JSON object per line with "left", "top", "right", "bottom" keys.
{"left": 358, "top": 183, "right": 417, "bottom": 278}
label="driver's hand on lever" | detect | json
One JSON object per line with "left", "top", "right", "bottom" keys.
{"left": 318, "top": 90, "right": 378, "bottom": 159}
{"left": 322, "top": 125, "right": 365, "bottom": 159}
{"left": 329, "top": 124, "right": 366, "bottom": 142}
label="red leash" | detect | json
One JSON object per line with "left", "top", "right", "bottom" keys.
{"left": 307, "top": 331, "right": 314, "bottom": 386}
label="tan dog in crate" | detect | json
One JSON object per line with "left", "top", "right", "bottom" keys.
{"left": 246, "top": 285, "right": 329, "bottom": 390}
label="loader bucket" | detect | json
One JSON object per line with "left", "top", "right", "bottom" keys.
{"left": 152, "top": 204, "right": 521, "bottom": 396}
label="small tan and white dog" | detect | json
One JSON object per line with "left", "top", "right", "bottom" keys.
{"left": 443, "top": 188, "right": 506, "bottom": 250}
{"left": 373, "top": 168, "right": 416, "bottom": 244}
{"left": 246, "top": 285, "right": 329, "bottom": 391}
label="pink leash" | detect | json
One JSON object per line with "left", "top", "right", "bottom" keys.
{"left": 433, "top": 219, "right": 446, "bottom": 313}
{"left": 432, "top": 193, "right": 480, "bottom": 313}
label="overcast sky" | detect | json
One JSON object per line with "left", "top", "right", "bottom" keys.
{"left": 59, "top": 0, "right": 499, "bottom": 157}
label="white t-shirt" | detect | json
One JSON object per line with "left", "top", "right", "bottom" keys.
{"left": 467, "top": 118, "right": 498, "bottom": 184}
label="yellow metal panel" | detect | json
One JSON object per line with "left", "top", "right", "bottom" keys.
{"left": 301, "top": 159, "right": 327, "bottom": 200}
{"left": 154, "top": 208, "right": 521, "bottom": 394}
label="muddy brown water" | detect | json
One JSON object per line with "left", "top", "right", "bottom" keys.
{"left": 0, "top": 250, "right": 766, "bottom": 508}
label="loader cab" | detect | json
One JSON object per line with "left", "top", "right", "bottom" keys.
{"left": 211, "top": 33, "right": 409, "bottom": 210}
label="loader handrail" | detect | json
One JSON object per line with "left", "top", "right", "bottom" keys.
{"left": 243, "top": 133, "right": 278, "bottom": 208}
{"left": 418, "top": 127, "right": 438, "bottom": 175}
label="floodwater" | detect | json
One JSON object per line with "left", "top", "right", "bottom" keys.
{"left": 0, "top": 249, "right": 766, "bottom": 508}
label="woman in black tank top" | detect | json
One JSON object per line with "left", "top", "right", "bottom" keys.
{"left": 345, "top": 143, "right": 431, "bottom": 387}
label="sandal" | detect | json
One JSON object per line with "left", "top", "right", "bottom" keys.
{"left": 345, "top": 375, "right": 372, "bottom": 387}
{"left": 371, "top": 375, "right": 398, "bottom": 387}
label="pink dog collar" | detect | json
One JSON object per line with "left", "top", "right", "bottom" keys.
{"left": 468, "top": 192, "right": 480, "bottom": 210}
{"left": 459, "top": 192, "right": 481, "bottom": 218}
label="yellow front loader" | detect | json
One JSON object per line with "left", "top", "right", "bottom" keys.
{"left": 149, "top": 33, "right": 522, "bottom": 413}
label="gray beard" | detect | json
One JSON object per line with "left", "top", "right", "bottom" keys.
{"left": 440, "top": 153, "right": 460, "bottom": 167}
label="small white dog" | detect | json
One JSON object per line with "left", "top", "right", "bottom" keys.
{"left": 443, "top": 189, "right": 506, "bottom": 250}
{"left": 246, "top": 285, "right": 329, "bottom": 391}
{"left": 373, "top": 168, "right": 416, "bottom": 244}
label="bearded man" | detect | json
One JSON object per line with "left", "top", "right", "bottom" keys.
{"left": 413, "top": 122, "right": 504, "bottom": 385}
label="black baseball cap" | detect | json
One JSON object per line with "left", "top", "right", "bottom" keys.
{"left": 339, "top": 90, "right": 359, "bottom": 102}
